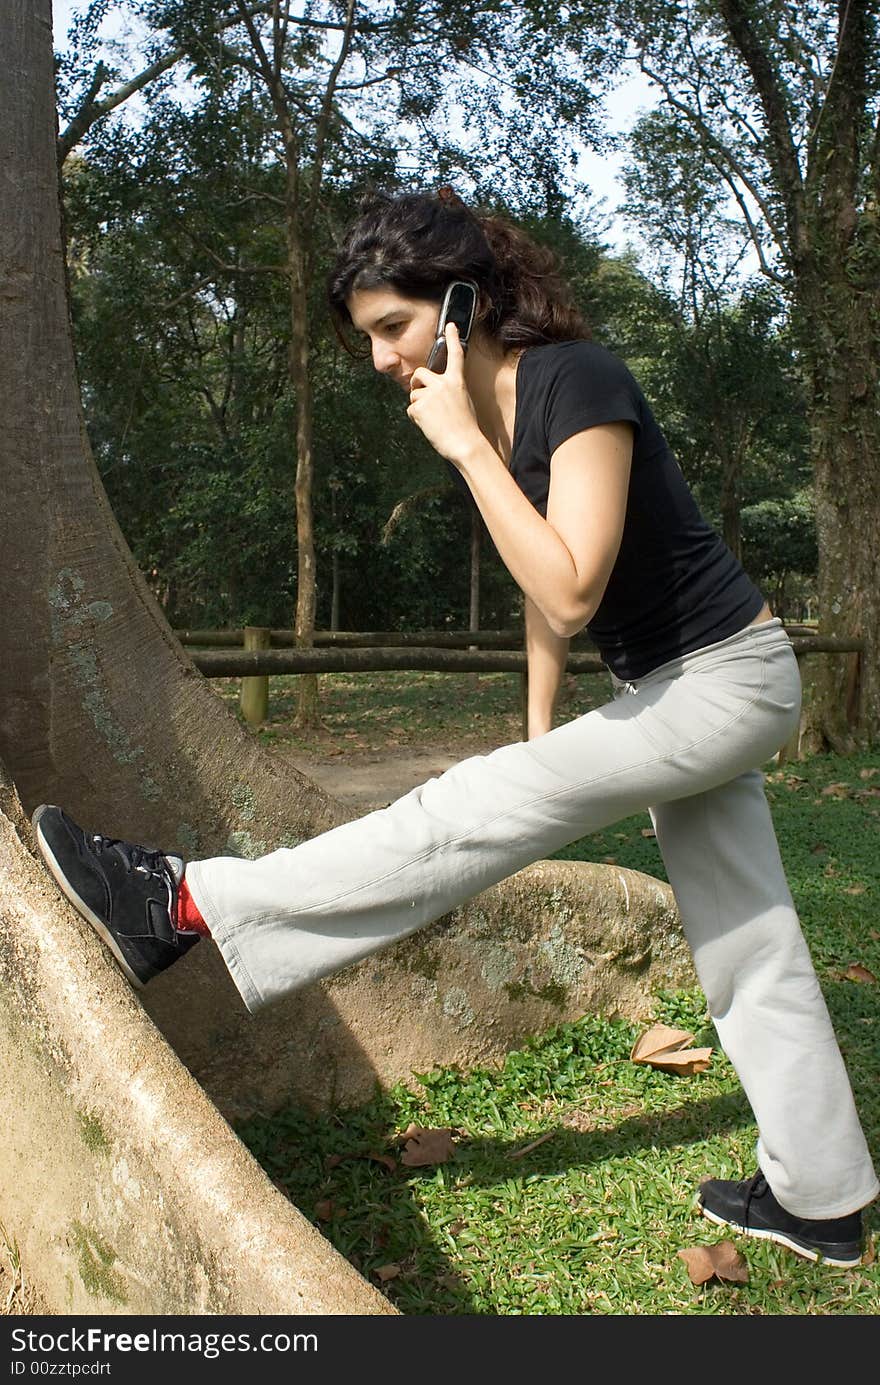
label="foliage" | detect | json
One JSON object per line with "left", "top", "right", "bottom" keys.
{"left": 60, "top": 0, "right": 851, "bottom": 636}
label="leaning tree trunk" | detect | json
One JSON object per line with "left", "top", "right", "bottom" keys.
{"left": 1, "top": 0, "right": 692, "bottom": 1141}
{"left": 1, "top": 0, "right": 353, "bottom": 1106}
{"left": 797, "top": 262, "right": 880, "bottom": 752}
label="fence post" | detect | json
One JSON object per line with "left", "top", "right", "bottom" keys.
{"left": 240, "top": 626, "right": 271, "bottom": 727}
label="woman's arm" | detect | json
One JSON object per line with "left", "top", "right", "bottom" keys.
{"left": 407, "top": 326, "right": 632, "bottom": 637}
{"left": 524, "top": 596, "right": 569, "bottom": 738}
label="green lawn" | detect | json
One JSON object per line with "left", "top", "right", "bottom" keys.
{"left": 231, "top": 673, "right": 880, "bottom": 1315}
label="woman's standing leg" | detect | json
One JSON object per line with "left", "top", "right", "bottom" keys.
{"left": 651, "top": 770, "right": 878, "bottom": 1219}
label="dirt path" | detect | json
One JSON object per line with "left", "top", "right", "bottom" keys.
{"left": 293, "top": 746, "right": 466, "bottom": 811}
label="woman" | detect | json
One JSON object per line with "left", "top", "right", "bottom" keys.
{"left": 34, "top": 189, "right": 877, "bottom": 1267}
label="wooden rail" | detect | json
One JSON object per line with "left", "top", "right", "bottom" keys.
{"left": 180, "top": 624, "right": 862, "bottom": 754}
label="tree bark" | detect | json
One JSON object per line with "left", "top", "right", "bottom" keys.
{"left": 797, "top": 268, "right": 880, "bottom": 751}
{"left": 719, "top": 447, "right": 742, "bottom": 561}
{"left": 287, "top": 206, "right": 320, "bottom": 729}
{"left": 0, "top": 0, "right": 350, "bottom": 1098}
{"left": 714, "top": 0, "right": 879, "bottom": 747}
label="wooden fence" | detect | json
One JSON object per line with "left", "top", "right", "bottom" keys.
{"left": 176, "top": 624, "right": 863, "bottom": 757}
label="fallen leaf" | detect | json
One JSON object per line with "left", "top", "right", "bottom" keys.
{"left": 631, "top": 1024, "right": 712, "bottom": 1075}
{"left": 647, "top": 1047, "right": 713, "bottom": 1075}
{"left": 313, "top": 1199, "right": 335, "bottom": 1221}
{"left": 843, "top": 885, "right": 866, "bottom": 895}
{"left": 859, "top": 767, "right": 879, "bottom": 779}
{"left": 630, "top": 1024, "right": 694, "bottom": 1061}
{"left": 398, "top": 1125, "right": 457, "bottom": 1166}
{"left": 373, "top": 1263, "right": 401, "bottom": 1283}
{"left": 678, "top": 1242, "right": 749, "bottom": 1285}
{"left": 821, "top": 781, "right": 851, "bottom": 797}
{"left": 844, "top": 963, "right": 877, "bottom": 983}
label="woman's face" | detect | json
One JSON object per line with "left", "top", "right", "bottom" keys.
{"left": 346, "top": 286, "right": 441, "bottom": 390}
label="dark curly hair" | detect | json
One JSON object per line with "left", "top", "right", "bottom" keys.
{"left": 327, "top": 188, "right": 589, "bottom": 352}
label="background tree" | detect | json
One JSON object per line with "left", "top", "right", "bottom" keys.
{"left": 593, "top": 0, "right": 880, "bottom": 747}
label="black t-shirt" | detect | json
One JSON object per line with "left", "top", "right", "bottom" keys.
{"left": 509, "top": 340, "right": 765, "bottom": 680}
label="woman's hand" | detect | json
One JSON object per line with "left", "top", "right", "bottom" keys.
{"left": 406, "top": 322, "right": 483, "bottom": 466}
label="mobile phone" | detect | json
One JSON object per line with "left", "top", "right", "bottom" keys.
{"left": 426, "top": 280, "right": 478, "bottom": 372}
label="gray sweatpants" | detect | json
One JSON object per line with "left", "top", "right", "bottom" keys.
{"left": 187, "top": 618, "right": 878, "bottom": 1218}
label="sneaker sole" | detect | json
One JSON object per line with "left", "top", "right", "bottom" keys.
{"left": 33, "top": 810, "right": 146, "bottom": 991}
{"left": 700, "top": 1203, "right": 862, "bottom": 1268}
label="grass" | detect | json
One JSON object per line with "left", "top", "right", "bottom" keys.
{"left": 230, "top": 670, "right": 880, "bottom": 1316}
{"left": 213, "top": 666, "right": 606, "bottom": 756}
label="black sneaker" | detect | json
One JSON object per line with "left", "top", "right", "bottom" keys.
{"left": 32, "top": 804, "right": 200, "bottom": 988}
{"left": 699, "top": 1169, "right": 864, "bottom": 1267}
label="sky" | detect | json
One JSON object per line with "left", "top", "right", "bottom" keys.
{"left": 51, "top": 0, "right": 653, "bottom": 257}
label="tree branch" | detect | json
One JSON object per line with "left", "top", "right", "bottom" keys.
{"left": 640, "top": 58, "right": 789, "bottom": 262}
{"left": 715, "top": 0, "right": 805, "bottom": 254}
{"left": 307, "top": 0, "right": 358, "bottom": 238}
{"left": 56, "top": 1, "right": 391, "bottom": 162}
{"left": 809, "top": 0, "right": 868, "bottom": 209}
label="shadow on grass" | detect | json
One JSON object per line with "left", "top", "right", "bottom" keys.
{"left": 237, "top": 1086, "right": 762, "bottom": 1315}
{"left": 237, "top": 970, "right": 879, "bottom": 1315}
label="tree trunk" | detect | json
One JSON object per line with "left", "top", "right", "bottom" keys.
{"left": 469, "top": 509, "right": 481, "bottom": 635}
{"left": 287, "top": 217, "right": 320, "bottom": 729}
{"left": 719, "top": 448, "right": 742, "bottom": 561}
{"left": 331, "top": 550, "right": 340, "bottom": 631}
{"left": 798, "top": 266, "right": 880, "bottom": 752}
{"left": 0, "top": 0, "right": 348, "bottom": 1102}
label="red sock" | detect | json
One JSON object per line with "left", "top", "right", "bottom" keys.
{"left": 176, "top": 878, "right": 210, "bottom": 937}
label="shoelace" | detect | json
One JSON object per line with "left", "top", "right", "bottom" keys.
{"left": 92, "top": 834, "right": 171, "bottom": 882}
{"left": 744, "top": 1169, "right": 769, "bottom": 1211}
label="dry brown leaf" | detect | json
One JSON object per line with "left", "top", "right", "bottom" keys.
{"left": 678, "top": 1242, "right": 749, "bottom": 1285}
{"left": 844, "top": 963, "right": 877, "bottom": 983}
{"left": 859, "top": 767, "right": 879, "bottom": 779}
{"left": 843, "top": 885, "right": 866, "bottom": 895}
{"left": 648, "top": 1047, "right": 713, "bottom": 1075}
{"left": 399, "top": 1126, "right": 457, "bottom": 1167}
{"left": 821, "top": 781, "right": 851, "bottom": 797}
{"left": 313, "top": 1199, "right": 335, "bottom": 1221}
{"left": 373, "top": 1263, "right": 401, "bottom": 1283}
{"left": 630, "top": 1024, "right": 695, "bottom": 1062}
{"left": 631, "top": 1024, "right": 712, "bottom": 1074}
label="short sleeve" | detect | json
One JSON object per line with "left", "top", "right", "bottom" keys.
{"left": 543, "top": 342, "right": 643, "bottom": 457}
